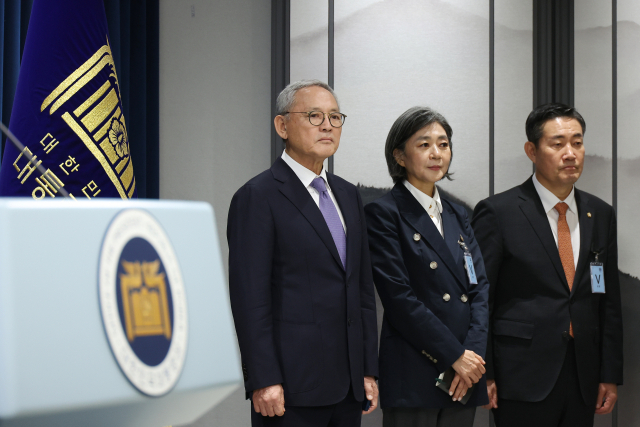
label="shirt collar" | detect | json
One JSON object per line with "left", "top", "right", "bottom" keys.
{"left": 281, "top": 149, "right": 329, "bottom": 190}
{"left": 532, "top": 173, "right": 577, "bottom": 215}
{"left": 403, "top": 180, "right": 443, "bottom": 215}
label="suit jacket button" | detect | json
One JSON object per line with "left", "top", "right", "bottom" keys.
{"left": 413, "top": 233, "right": 421, "bottom": 241}
{"left": 348, "top": 318, "right": 352, "bottom": 326}
{"left": 430, "top": 261, "right": 438, "bottom": 269}
{"left": 562, "top": 331, "right": 569, "bottom": 340}
{"left": 443, "top": 293, "right": 450, "bottom": 302}
{"left": 460, "top": 294, "right": 468, "bottom": 303}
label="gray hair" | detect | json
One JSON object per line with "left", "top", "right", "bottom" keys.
{"left": 275, "top": 80, "right": 339, "bottom": 116}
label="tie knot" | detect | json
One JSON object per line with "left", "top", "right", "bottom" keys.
{"left": 310, "top": 177, "right": 328, "bottom": 193}
{"left": 555, "top": 202, "right": 569, "bottom": 216}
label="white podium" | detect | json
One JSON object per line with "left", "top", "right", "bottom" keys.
{"left": 0, "top": 199, "right": 241, "bottom": 427}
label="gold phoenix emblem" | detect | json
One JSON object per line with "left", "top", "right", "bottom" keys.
{"left": 120, "top": 260, "right": 172, "bottom": 342}
{"left": 40, "top": 37, "right": 135, "bottom": 199}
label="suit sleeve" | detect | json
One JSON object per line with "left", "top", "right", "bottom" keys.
{"left": 471, "top": 198, "right": 504, "bottom": 380}
{"left": 461, "top": 209, "right": 490, "bottom": 359}
{"left": 365, "top": 201, "right": 465, "bottom": 372}
{"left": 357, "top": 189, "right": 379, "bottom": 378}
{"left": 227, "top": 184, "right": 283, "bottom": 395}
{"left": 599, "top": 207, "right": 624, "bottom": 384}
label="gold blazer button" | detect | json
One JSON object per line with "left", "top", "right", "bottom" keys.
{"left": 460, "top": 294, "right": 468, "bottom": 303}
{"left": 430, "top": 261, "right": 438, "bottom": 269}
{"left": 413, "top": 233, "right": 421, "bottom": 241}
{"left": 443, "top": 293, "right": 451, "bottom": 302}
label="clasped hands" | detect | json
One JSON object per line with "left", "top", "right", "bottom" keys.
{"left": 449, "top": 349, "right": 486, "bottom": 402}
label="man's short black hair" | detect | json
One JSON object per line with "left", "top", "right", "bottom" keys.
{"left": 385, "top": 106, "right": 453, "bottom": 184}
{"left": 526, "top": 103, "right": 586, "bottom": 147}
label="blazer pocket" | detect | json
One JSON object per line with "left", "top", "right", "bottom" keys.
{"left": 493, "top": 318, "right": 534, "bottom": 339}
{"left": 275, "top": 321, "right": 322, "bottom": 394}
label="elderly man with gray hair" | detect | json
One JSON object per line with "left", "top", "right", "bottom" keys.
{"left": 228, "top": 80, "right": 379, "bottom": 427}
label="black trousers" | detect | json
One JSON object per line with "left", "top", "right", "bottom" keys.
{"left": 493, "top": 340, "right": 595, "bottom": 427}
{"left": 250, "top": 389, "right": 362, "bottom": 427}
{"left": 382, "top": 406, "right": 476, "bottom": 427}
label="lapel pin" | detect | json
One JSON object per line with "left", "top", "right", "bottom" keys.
{"left": 587, "top": 212, "right": 592, "bottom": 218}
{"left": 413, "top": 233, "right": 421, "bottom": 242}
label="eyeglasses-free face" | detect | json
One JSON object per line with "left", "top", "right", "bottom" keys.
{"left": 394, "top": 122, "right": 452, "bottom": 196}
{"left": 285, "top": 111, "right": 347, "bottom": 128}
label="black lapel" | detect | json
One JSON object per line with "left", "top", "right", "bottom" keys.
{"left": 392, "top": 183, "right": 465, "bottom": 288}
{"left": 327, "top": 173, "right": 356, "bottom": 278}
{"left": 271, "top": 158, "right": 344, "bottom": 270}
{"left": 572, "top": 189, "right": 594, "bottom": 294}
{"left": 517, "top": 178, "right": 570, "bottom": 292}
{"left": 441, "top": 201, "right": 462, "bottom": 265}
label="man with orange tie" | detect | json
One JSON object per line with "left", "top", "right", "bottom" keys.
{"left": 471, "top": 103, "right": 623, "bottom": 426}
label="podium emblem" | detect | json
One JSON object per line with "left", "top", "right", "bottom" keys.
{"left": 99, "top": 209, "right": 188, "bottom": 396}
{"left": 120, "top": 260, "right": 173, "bottom": 343}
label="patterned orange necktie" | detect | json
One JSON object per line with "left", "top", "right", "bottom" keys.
{"left": 555, "top": 202, "right": 575, "bottom": 337}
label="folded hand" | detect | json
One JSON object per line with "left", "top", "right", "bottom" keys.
{"left": 452, "top": 350, "right": 486, "bottom": 388}
{"left": 253, "top": 384, "right": 285, "bottom": 417}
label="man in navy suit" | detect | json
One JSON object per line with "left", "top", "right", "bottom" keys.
{"left": 472, "top": 104, "right": 623, "bottom": 426}
{"left": 227, "top": 80, "right": 379, "bottom": 427}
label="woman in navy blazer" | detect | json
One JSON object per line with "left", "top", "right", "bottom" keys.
{"left": 365, "top": 107, "right": 489, "bottom": 426}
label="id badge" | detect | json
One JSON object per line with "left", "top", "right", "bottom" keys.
{"left": 463, "top": 253, "right": 478, "bottom": 285}
{"left": 590, "top": 262, "right": 605, "bottom": 293}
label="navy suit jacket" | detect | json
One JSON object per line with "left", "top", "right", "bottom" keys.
{"left": 365, "top": 183, "right": 489, "bottom": 408}
{"left": 227, "top": 158, "right": 378, "bottom": 407}
{"left": 471, "top": 178, "right": 623, "bottom": 405}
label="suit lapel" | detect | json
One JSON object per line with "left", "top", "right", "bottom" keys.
{"left": 441, "top": 204, "right": 462, "bottom": 265}
{"left": 271, "top": 159, "right": 344, "bottom": 270}
{"left": 327, "top": 173, "right": 356, "bottom": 278}
{"left": 392, "top": 184, "right": 466, "bottom": 288}
{"left": 518, "top": 178, "right": 570, "bottom": 292}
{"left": 573, "top": 189, "right": 594, "bottom": 295}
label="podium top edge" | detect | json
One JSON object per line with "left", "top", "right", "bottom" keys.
{"left": 0, "top": 198, "right": 213, "bottom": 212}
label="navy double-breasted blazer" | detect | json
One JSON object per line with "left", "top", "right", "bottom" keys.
{"left": 365, "top": 183, "right": 489, "bottom": 408}
{"left": 227, "top": 158, "right": 378, "bottom": 408}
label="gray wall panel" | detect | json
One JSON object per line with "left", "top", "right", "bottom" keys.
{"left": 494, "top": 0, "right": 533, "bottom": 195}
{"left": 333, "top": 0, "right": 490, "bottom": 207}
{"left": 290, "top": 0, "right": 328, "bottom": 84}
{"left": 616, "top": 1, "right": 640, "bottom": 425}
{"left": 575, "top": 2, "right": 613, "bottom": 205}
{"left": 158, "top": 0, "right": 272, "bottom": 276}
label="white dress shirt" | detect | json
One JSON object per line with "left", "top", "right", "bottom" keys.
{"left": 282, "top": 150, "right": 346, "bottom": 232}
{"left": 403, "top": 180, "right": 444, "bottom": 238}
{"left": 532, "top": 173, "right": 580, "bottom": 268}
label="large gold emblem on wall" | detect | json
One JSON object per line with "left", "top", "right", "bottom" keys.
{"left": 120, "top": 260, "right": 172, "bottom": 342}
{"left": 40, "top": 38, "right": 135, "bottom": 199}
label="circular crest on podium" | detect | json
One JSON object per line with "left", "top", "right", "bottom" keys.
{"left": 99, "top": 209, "right": 188, "bottom": 396}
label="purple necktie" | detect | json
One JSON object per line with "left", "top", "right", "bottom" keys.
{"left": 310, "top": 177, "right": 347, "bottom": 269}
